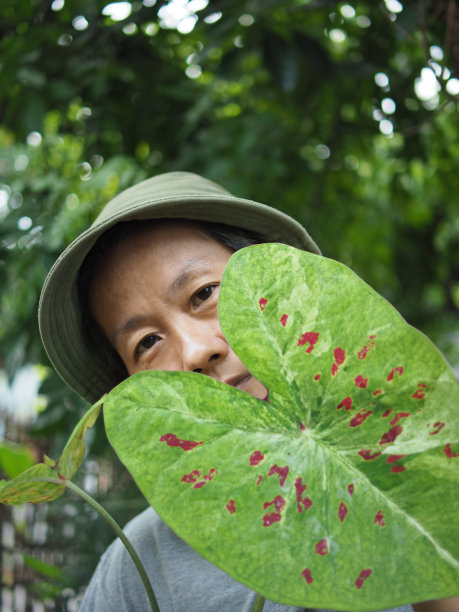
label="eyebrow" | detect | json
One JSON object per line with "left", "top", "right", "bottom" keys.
{"left": 167, "top": 257, "right": 213, "bottom": 297}
{"left": 112, "top": 314, "right": 150, "bottom": 348}
{"left": 111, "top": 257, "right": 214, "bottom": 347}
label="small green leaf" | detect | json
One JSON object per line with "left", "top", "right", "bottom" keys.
{"left": 0, "top": 462, "right": 64, "bottom": 504}
{"left": 58, "top": 396, "right": 104, "bottom": 479}
{"left": 104, "top": 244, "right": 459, "bottom": 611}
{"left": 0, "top": 398, "right": 103, "bottom": 505}
{"left": 43, "top": 454, "right": 55, "bottom": 467}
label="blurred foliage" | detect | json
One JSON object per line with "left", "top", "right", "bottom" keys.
{"left": 0, "top": 440, "right": 35, "bottom": 478}
{"left": 0, "top": 0, "right": 458, "bottom": 605}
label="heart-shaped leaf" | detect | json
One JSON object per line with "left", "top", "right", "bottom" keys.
{"left": 103, "top": 244, "right": 459, "bottom": 611}
{"left": 0, "top": 398, "right": 103, "bottom": 505}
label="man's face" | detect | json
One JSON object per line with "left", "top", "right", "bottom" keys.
{"left": 89, "top": 221, "right": 267, "bottom": 400}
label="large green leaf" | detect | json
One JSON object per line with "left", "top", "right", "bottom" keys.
{"left": 103, "top": 244, "right": 459, "bottom": 611}
{"left": 0, "top": 398, "right": 102, "bottom": 505}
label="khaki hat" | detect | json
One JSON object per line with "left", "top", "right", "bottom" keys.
{"left": 39, "top": 171, "right": 320, "bottom": 403}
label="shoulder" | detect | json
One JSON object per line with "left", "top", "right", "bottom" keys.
{"left": 79, "top": 507, "right": 158, "bottom": 611}
{"left": 79, "top": 507, "right": 303, "bottom": 612}
{"left": 80, "top": 507, "right": 414, "bottom": 612}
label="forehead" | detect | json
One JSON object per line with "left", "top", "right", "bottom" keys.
{"left": 91, "top": 219, "right": 232, "bottom": 283}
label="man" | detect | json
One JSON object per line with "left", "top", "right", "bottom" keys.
{"left": 39, "top": 172, "right": 458, "bottom": 611}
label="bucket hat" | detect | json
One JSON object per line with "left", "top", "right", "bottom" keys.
{"left": 39, "top": 171, "right": 321, "bottom": 404}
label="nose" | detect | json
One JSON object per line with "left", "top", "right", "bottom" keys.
{"left": 178, "top": 319, "right": 229, "bottom": 375}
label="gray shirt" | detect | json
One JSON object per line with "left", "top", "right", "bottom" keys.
{"left": 80, "top": 507, "right": 413, "bottom": 612}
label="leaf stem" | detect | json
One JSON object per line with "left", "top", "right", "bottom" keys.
{"left": 252, "top": 593, "right": 266, "bottom": 612}
{"left": 38, "top": 478, "right": 160, "bottom": 612}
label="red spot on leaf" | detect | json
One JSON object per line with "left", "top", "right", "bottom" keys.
{"left": 338, "top": 502, "right": 348, "bottom": 522}
{"left": 331, "top": 346, "right": 346, "bottom": 376}
{"left": 259, "top": 298, "right": 268, "bottom": 311}
{"left": 181, "top": 470, "right": 201, "bottom": 483}
{"left": 386, "top": 455, "right": 406, "bottom": 463}
{"left": 412, "top": 383, "right": 428, "bottom": 399}
{"left": 193, "top": 468, "right": 218, "bottom": 489}
{"left": 268, "top": 464, "right": 289, "bottom": 486}
{"left": 301, "top": 568, "right": 314, "bottom": 585}
{"left": 355, "top": 569, "right": 373, "bottom": 589}
{"left": 358, "top": 449, "right": 382, "bottom": 461}
{"left": 263, "top": 512, "right": 282, "bottom": 527}
{"left": 443, "top": 443, "right": 459, "bottom": 458}
{"left": 295, "top": 477, "right": 313, "bottom": 513}
{"left": 354, "top": 375, "right": 368, "bottom": 388}
{"left": 314, "top": 373, "right": 321, "bottom": 381}
{"left": 379, "top": 425, "right": 403, "bottom": 445}
{"left": 358, "top": 337, "right": 376, "bottom": 359}
{"left": 387, "top": 367, "right": 403, "bottom": 381}
{"left": 429, "top": 422, "right": 445, "bottom": 435}
{"left": 280, "top": 314, "right": 288, "bottom": 326}
{"left": 159, "top": 433, "right": 203, "bottom": 451}
{"left": 373, "top": 389, "right": 382, "bottom": 396}
{"left": 347, "top": 483, "right": 354, "bottom": 495}
{"left": 374, "top": 510, "right": 385, "bottom": 526}
{"left": 263, "top": 495, "right": 286, "bottom": 512}
{"left": 391, "top": 465, "right": 406, "bottom": 473}
{"left": 297, "top": 331, "right": 320, "bottom": 354}
{"left": 249, "top": 450, "right": 265, "bottom": 466}
{"left": 382, "top": 409, "right": 393, "bottom": 418}
{"left": 315, "top": 538, "right": 329, "bottom": 555}
{"left": 349, "top": 409, "right": 372, "bottom": 427}
{"left": 226, "top": 499, "right": 236, "bottom": 514}
{"left": 390, "top": 412, "right": 411, "bottom": 426}
{"left": 256, "top": 475, "right": 263, "bottom": 486}
{"left": 337, "top": 396, "right": 353, "bottom": 411}
{"left": 298, "top": 422, "right": 307, "bottom": 431}
{"left": 262, "top": 495, "right": 286, "bottom": 527}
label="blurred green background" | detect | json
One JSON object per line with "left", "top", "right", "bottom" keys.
{"left": 1, "top": 0, "right": 458, "bottom": 608}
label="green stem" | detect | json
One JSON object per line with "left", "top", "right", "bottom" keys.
{"left": 39, "top": 478, "right": 160, "bottom": 612}
{"left": 252, "top": 593, "right": 266, "bottom": 612}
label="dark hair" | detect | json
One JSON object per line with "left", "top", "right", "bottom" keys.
{"left": 77, "top": 219, "right": 264, "bottom": 388}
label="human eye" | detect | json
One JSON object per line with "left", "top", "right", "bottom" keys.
{"left": 135, "top": 334, "right": 160, "bottom": 355}
{"left": 191, "top": 284, "right": 217, "bottom": 308}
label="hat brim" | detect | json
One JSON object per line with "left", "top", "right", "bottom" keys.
{"left": 39, "top": 180, "right": 320, "bottom": 404}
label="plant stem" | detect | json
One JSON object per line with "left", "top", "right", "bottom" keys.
{"left": 39, "top": 478, "right": 160, "bottom": 612}
{"left": 252, "top": 593, "right": 266, "bottom": 612}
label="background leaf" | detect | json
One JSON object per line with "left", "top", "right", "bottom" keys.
{"left": 104, "top": 244, "right": 459, "bottom": 611}
{"left": 0, "top": 440, "right": 35, "bottom": 478}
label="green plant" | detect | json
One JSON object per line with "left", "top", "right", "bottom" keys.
{"left": 2, "top": 244, "right": 458, "bottom": 611}
{"left": 0, "top": 398, "right": 161, "bottom": 612}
